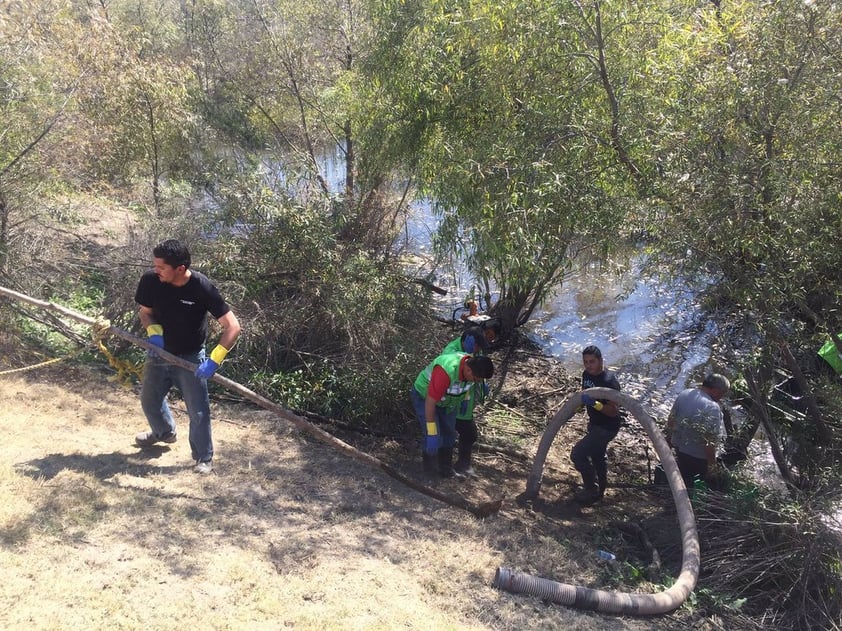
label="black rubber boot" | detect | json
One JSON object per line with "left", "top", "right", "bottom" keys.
{"left": 438, "top": 447, "right": 455, "bottom": 478}
{"left": 574, "top": 470, "right": 601, "bottom": 505}
{"left": 454, "top": 419, "right": 477, "bottom": 477}
{"left": 454, "top": 443, "right": 475, "bottom": 477}
{"left": 596, "top": 466, "right": 608, "bottom": 498}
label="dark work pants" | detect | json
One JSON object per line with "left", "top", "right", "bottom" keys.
{"left": 675, "top": 451, "right": 709, "bottom": 489}
{"left": 571, "top": 423, "right": 617, "bottom": 486}
{"left": 455, "top": 418, "right": 477, "bottom": 460}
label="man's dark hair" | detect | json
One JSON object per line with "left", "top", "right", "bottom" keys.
{"left": 461, "top": 326, "right": 488, "bottom": 352}
{"left": 582, "top": 345, "right": 602, "bottom": 359}
{"left": 153, "top": 239, "right": 191, "bottom": 269}
{"left": 467, "top": 355, "right": 494, "bottom": 379}
{"left": 482, "top": 318, "right": 502, "bottom": 334}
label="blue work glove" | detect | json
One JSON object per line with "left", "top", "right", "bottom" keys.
{"left": 581, "top": 393, "right": 604, "bottom": 411}
{"left": 424, "top": 433, "right": 441, "bottom": 455}
{"left": 195, "top": 358, "right": 219, "bottom": 380}
{"left": 463, "top": 335, "right": 477, "bottom": 354}
{"left": 146, "top": 324, "right": 165, "bottom": 350}
{"left": 195, "top": 344, "right": 229, "bottom": 379}
{"left": 482, "top": 382, "right": 490, "bottom": 397}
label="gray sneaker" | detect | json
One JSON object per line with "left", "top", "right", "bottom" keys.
{"left": 194, "top": 460, "right": 213, "bottom": 475}
{"left": 135, "top": 430, "right": 177, "bottom": 447}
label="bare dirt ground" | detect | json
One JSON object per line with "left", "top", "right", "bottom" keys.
{"left": 0, "top": 335, "right": 712, "bottom": 631}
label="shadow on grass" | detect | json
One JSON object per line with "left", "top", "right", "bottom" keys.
{"left": 2, "top": 432, "right": 456, "bottom": 583}
{"left": 14, "top": 446, "right": 175, "bottom": 480}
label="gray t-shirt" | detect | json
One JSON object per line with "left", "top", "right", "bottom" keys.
{"left": 669, "top": 387, "right": 724, "bottom": 459}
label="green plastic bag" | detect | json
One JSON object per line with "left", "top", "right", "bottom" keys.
{"left": 818, "top": 336, "right": 842, "bottom": 374}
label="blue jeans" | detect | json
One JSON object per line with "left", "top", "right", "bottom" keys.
{"left": 410, "top": 387, "right": 457, "bottom": 449}
{"left": 140, "top": 350, "right": 213, "bottom": 462}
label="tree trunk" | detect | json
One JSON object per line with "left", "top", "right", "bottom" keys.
{"left": 774, "top": 330, "right": 831, "bottom": 444}
{"left": 743, "top": 369, "right": 801, "bottom": 495}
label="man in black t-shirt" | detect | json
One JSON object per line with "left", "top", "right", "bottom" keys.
{"left": 571, "top": 345, "right": 622, "bottom": 505}
{"left": 134, "top": 239, "right": 241, "bottom": 475}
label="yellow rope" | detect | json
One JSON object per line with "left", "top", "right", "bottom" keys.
{"left": 0, "top": 317, "right": 142, "bottom": 384}
{"left": 91, "top": 317, "right": 143, "bottom": 386}
{"left": 0, "top": 356, "right": 67, "bottom": 376}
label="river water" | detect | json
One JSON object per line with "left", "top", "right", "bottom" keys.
{"left": 282, "top": 154, "right": 797, "bottom": 498}
{"left": 528, "top": 256, "right": 719, "bottom": 420}
{"left": 424, "top": 245, "right": 721, "bottom": 422}
{"left": 527, "top": 256, "right": 797, "bottom": 496}
{"left": 367, "top": 168, "right": 723, "bottom": 420}
{"left": 446, "top": 251, "right": 796, "bottom": 494}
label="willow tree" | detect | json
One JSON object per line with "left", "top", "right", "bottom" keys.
{"left": 362, "top": 0, "right": 670, "bottom": 332}
{"left": 0, "top": 1, "right": 88, "bottom": 286}
{"left": 69, "top": 0, "right": 198, "bottom": 216}
{"left": 641, "top": 1, "right": 842, "bottom": 479}
{"left": 169, "top": 0, "right": 438, "bottom": 416}
{"left": 183, "top": 0, "right": 407, "bottom": 250}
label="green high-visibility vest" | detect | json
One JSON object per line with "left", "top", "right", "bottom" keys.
{"left": 818, "top": 336, "right": 842, "bottom": 374}
{"left": 442, "top": 336, "right": 485, "bottom": 420}
{"left": 443, "top": 337, "right": 463, "bottom": 354}
{"left": 413, "top": 352, "right": 472, "bottom": 410}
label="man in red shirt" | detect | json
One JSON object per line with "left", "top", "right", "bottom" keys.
{"left": 410, "top": 352, "right": 494, "bottom": 477}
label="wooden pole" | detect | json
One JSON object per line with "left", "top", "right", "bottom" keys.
{"left": 0, "top": 284, "right": 502, "bottom": 518}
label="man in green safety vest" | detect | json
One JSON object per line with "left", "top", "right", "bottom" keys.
{"left": 441, "top": 326, "right": 490, "bottom": 477}
{"left": 411, "top": 350, "right": 494, "bottom": 477}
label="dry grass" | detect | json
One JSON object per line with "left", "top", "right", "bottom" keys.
{"left": 693, "top": 484, "right": 842, "bottom": 630}
{"left": 0, "top": 358, "right": 672, "bottom": 631}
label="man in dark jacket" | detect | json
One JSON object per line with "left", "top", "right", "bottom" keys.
{"left": 571, "top": 345, "right": 622, "bottom": 504}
